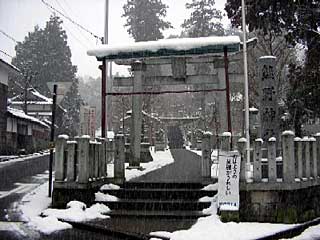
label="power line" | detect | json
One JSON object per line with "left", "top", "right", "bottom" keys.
{"left": 54, "top": 0, "right": 95, "bottom": 47}
{"left": 41, "top": 0, "right": 103, "bottom": 42}
{"left": 42, "top": 1, "right": 91, "bottom": 50}
{"left": 0, "top": 29, "right": 18, "bottom": 43}
{"left": 0, "top": 49, "right": 14, "bottom": 58}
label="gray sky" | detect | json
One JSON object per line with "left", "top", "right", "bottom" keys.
{"left": 0, "top": 0, "right": 228, "bottom": 78}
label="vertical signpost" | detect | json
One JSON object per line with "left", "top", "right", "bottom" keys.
{"left": 48, "top": 84, "right": 57, "bottom": 197}
{"left": 218, "top": 152, "right": 241, "bottom": 210}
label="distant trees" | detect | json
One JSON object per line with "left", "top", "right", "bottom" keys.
{"left": 182, "top": 0, "right": 224, "bottom": 37}
{"left": 122, "top": 0, "right": 172, "bottom": 42}
{"left": 10, "top": 15, "right": 82, "bottom": 136}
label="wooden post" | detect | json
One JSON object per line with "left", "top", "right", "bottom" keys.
{"left": 294, "top": 137, "right": 303, "bottom": 180}
{"left": 302, "top": 137, "right": 311, "bottom": 179}
{"left": 54, "top": 135, "right": 69, "bottom": 181}
{"left": 238, "top": 138, "right": 247, "bottom": 182}
{"left": 253, "top": 139, "right": 262, "bottom": 182}
{"left": 89, "top": 142, "right": 95, "bottom": 180}
{"left": 66, "top": 141, "right": 76, "bottom": 182}
{"left": 268, "top": 137, "right": 277, "bottom": 182}
{"left": 78, "top": 136, "right": 90, "bottom": 184}
{"left": 310, "top": 137, "right": 317, "bottom": 179}
{"left": 282, "top": 131, "right": 295, "bottom": 183}
{"left": 114, "top": 134, "right": 125, "bottom": 183}
{"left": 224, "top": 47, "right": 232, "bottom": 149}
{"left": 201, "top": 132, "right": 212, "bottom": 178}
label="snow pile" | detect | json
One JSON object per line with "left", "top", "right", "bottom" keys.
{"left": 18, "top": 181, "right": 111, "bottom": 234}
{"left": 28, "top": 216, "right": 72, "bottom": 234}
{"left": 291, "top": 224, "right": 320, "bottom": 239}
{"left": 100, "top": 183, "right": 120, "bottom": 190}
{"left": 95, "top": 192, "right": 119, "bottom": 202}
{"left": 198, "top": 196, "right": 215, "bottom": 202}
{"left": 7, "top": 107, "right": 50, "bottom": 128}
{"left": 202, "top": 183, "right": 218, "bottom": 191}
{"left": 42, "top": 201, "right": 110, "bottom": 222}
{"left": 152, "top": 194, "right": 296, "bottom": 240}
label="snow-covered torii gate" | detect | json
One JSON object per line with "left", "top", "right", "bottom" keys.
{"left": 88, "top": 36, "right": 244, "bottom": 168}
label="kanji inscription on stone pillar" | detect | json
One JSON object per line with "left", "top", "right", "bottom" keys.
{"left": 258, "top": 56, "right": 278, "bottom": 142}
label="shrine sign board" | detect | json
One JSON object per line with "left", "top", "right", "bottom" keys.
{"left": 218, "top": 151, "right": 241, "bottom": 211}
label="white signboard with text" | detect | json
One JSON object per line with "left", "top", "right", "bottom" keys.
{"left": 218, "top": 151, "right": 241, "bottom": 211}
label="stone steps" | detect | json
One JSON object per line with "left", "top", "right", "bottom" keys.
{"left": 102, "top": 188, "right": 217, "bottom": 200}
{"left": 97, "top": 181, "right": 216, "bottom": 219}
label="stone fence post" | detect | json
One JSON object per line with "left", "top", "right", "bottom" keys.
{"left": 78, "top": 136, "right": 90, "bottom": 184}
{"left": 98, "top": 139, "right": 106, "bottom": 178}
{"left": 114, "top": 134, "right": 125, "bottom": 184}
{"left": 302, "top": 137, "right": 311, "bottom": 179}
{"left": 253, "top": 139, "right": 262, "bottom": 182}
{"left": 268, "top": 137, "right": 277, "bottom": 182}
{"left": 294, "top": 137, "right": 302, "bottom": 180}
{"left": 310, "top": 137, "right": 317, "bottom": 179}
{"left": 238, "top": 138, "right": 247, "bottom": 182}
{"left": 220, "top": 132, "right": 231, "bottom": 151}
{"left": 315, "top": 133, "right": 320, "bottom": 178}
{"left": 55, "top": 135, "right": 69, "bottom": 181}
{"left": 201, "top": 132, "right": 212, "bottom": 179}
{"left": 282, "top": 131, "right": 295, "bottom": 183}
{"left": 66, "top": 140, "right": 76, "bottom": 182}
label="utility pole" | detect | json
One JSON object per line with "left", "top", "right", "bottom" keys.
{"left": 101, "top": 0, "right": 109, "bottom": 138}
{"left": 241, "top": 0, "right": 251, "bottom": 167}
{"left": 48, "top": 84, "right": 57, "bottom": 197}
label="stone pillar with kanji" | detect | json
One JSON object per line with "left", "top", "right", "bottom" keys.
{"left": 258, "top": 56, "right": 279, "bottom": 142}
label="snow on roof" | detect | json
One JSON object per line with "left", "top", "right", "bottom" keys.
{"left": 7, "top": 107, "right": 50, "bottom": 128}
{"left": 0, "top": 58, "right": 20, "bottom": 74}
{"left": 29, "top": 88, "right": 52, "bottom": 103}
{"left": 87, "top": 36, "right": 241, "bottom": 60}
{"left": 10, "top": 88, "right": 52, "bottom": 104}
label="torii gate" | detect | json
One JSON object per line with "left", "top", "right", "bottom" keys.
{"left": 88, "top": 36, "right": 245, "bottom": 168}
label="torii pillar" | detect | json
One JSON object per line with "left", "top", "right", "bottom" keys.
{"left": 129, "top": 62, "right": 145, "bottom": 168}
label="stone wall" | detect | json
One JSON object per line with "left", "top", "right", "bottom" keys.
{"left": 240, "top": 185, "right": 320, "bottom": 223}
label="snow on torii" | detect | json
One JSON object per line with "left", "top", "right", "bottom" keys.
{"left": 87, "top": 36, "right": 241, "bottom": 60}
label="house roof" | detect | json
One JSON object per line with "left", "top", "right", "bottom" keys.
{"left": 0, "top": 58, "right": 20, "bottom": 75}
{"left": 87, "top": 36, "right": 241, "bottom": 61}
{"left": 9, "top": 88, "right": 53, "bottom": 104}
{"left": 7, "top": 107, "right": 50, "bottom": 129}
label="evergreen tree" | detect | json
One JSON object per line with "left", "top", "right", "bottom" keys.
{"left": 122, "top": 0, "right": 172, "bottom": 42}
{"left": 182, "top": 0, "right": 224, "bottom": 37}
{"left": 225, "top": 0, "right": 320, "bottom": 132}
{"left": 9, "top": 15, "right": 82, "bottom": 136}
{"left": 59, "top": 79, "right": 83, "bottom": 136}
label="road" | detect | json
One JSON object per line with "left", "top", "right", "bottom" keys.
{"left": 0, "top": 154, "right": 50, "bottom": 240}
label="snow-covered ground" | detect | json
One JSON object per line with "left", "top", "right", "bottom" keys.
{"left": 152, "top": 194, "right": 298, "bottom": 240}
{"left": 107, "top": 147, "right": 174, "bottom": 181}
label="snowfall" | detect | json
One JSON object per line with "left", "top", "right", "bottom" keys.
{"left": 8, "top": 147, "right": 320, "bottom": 239}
